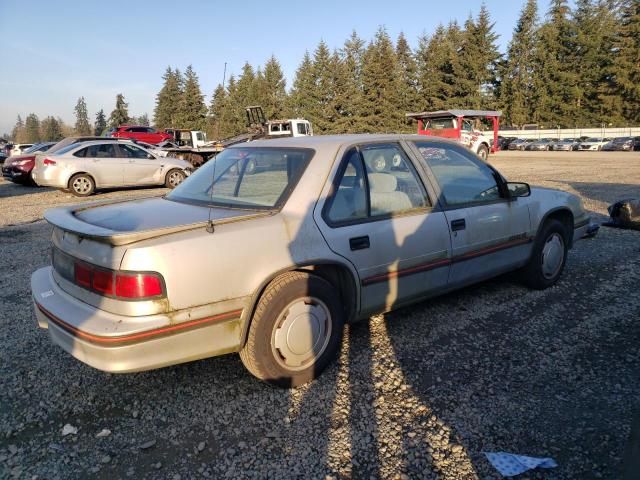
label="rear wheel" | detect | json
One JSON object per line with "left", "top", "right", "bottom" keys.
{"left": 165, "top": 169, "right": 185, "bottom": 188}
{"left": 521, "top": 219, "right": 569, "bottom": 289}
{"left": 240, "top": 271, "right": 344, "bottom": 387}
{"left": 476, "top": 144, "right": 489, "bottom": 161}
{"left": 69, "top": 173, "right": 95, "bottom": 197}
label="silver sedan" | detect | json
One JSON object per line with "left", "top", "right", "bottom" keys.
{"left": 31, "top": 134, "right": 592, "bottom": 386}
{"left": 32, "top": 140, "right": 191, "bottom": 196}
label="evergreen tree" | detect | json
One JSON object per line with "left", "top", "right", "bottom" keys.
{"left": 396, "top": 32, "right": 420, "bottom": 131}
{"left": 360, "top": 27, "right": 403, "bottom": 133}
{"left": 261, "top": 56, "right": 287, "bottom": 120}
{"left": 416, "top": 25, "right": 451, "bottom": 111}
{"left": 11, "top": 115, "right": 25, "bottom": 142}
{"left": 74, "top": 97, "right": 91, "bottom": 135}
{"left": 40, "top": 116, "right": 64, "bottom": 141}
{"left": 289, "top": 51, "right": 316, "bottom": 120}
{"left": 94, "top": 109, "right": 107, "bottom": 136}
{"left": 176, "top": 65, "right": 207, "bottom": 130}
{"left": 154, "top": 67, "right": 183, "bottom": 129}
{"left": 109, "top": 93, "right": 130, "bottom": 128}
{"left": 500, "top": 0, "right": 539, "bottom": 126}
{"left": 136, "top": 113, "right": 150, "bottom": 126}
{"left": 308, "top": 40, "right": 337, "bottom": 133}
{"left": 208, "top": 83, "right": 232, "bottom": 139}
{"left": 24, "top": 113, "right": 41, "bottom": 143}
{"left": 334, "top": 31, "right": 366, "bottom": 132}
{"left": 613, "top": 0, "right": 640, "bottom": 124}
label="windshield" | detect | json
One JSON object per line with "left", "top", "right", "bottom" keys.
{"left": 167, "top": 147, "right": 314, "bottom": 209}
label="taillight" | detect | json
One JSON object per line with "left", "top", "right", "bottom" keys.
{"left": 43, "top": 158, "right": 56, "bottom": 166}
{"left": 115, "top": 273, "right": 163, "bottom": 298}
{"left": 54, "top": 248, "right": 164, "bottom": 300}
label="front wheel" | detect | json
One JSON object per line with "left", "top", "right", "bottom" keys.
{"left": 240, "top": 271, "right": 344, "bottom": 387}
{"left": 520, "top": 219, "right": 569, "bottom": 289}
{"left": 165, "top": 169, "right": 185, "bottom": 188}
{"left": 476, "top": 145, "right": 489, "bottom": 161}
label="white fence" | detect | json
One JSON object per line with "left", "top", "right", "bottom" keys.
{"left": 498, "top": 127, "right": 640, "bottom": 139}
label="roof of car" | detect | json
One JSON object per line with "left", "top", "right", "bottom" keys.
{"left": 235, "top": 134, "right": 462, "bottom": 150}
{"left": 53, "top": 139, "right": 141, "bottom": 152}
{"left": 406, "top": 109, "right": 502, "bottom": 119}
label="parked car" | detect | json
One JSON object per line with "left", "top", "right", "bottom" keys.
{"left": 0, "top": 151, "right": 7, "bottom": 164}
{"left": 2, "top": 142, "right": 56, "bottom": 184}
{"left": 508, "top": 138, "right": 535, "bottom": 150}
{"left": 31, "top": 140, "right": 191, "bottom": 196}
{"left": 577, "top": 138, "right": 611, "bottom": 151}
{"left": 550, "top": 138, "right": 579, "bottom": 151}
{"left": 525, "top": 138, "right": 556, "bottom": 151}
{"left": 602, "top": 136, "right": 640, "bottom": 151}
{"left": 8, "top": 143, "right": 34, "bottom": 156}
{"left": 110, "top": 125, "right": 173, "bottom": 145}
{"left": 499, "top": 137, "right": 518, "bottom": 150}
{"left": 31, "top": 134, "right": 593, "bottom": 387}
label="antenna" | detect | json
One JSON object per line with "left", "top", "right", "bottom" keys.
{"left": 207, "top": 62, "right": 228, "bottom": 234}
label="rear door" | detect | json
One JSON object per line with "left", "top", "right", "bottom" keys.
{"left": 118, "top": 143, "right": 163, "bottom": 185}
{"left": 315, "top": 142, "right": 452, "bottom": 316}
{"left": 410, "top": 141, "right": 532, "bottom": 288}
{"left": 81, "top": 143, "right": 123, "bottom": 187}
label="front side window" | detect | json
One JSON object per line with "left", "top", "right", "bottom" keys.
{"left": 414, "top": 142, "right": 501, "bottom": 206}
{"left": 167, "top": 147, "right": 313, "bottom": 209}
{"left": 118, "top": 144, "right": 149, "bottom": 159}
{"left": 325, "top": 144, "right": 429, "bottom": 225}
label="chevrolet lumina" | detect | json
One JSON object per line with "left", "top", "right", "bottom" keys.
{"left": 31, "top": 135, "right": 592, "bottom": 387}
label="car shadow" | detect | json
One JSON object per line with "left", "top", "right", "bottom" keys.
{"left": 0, "top": 179, "right": 54, "bottom": 198}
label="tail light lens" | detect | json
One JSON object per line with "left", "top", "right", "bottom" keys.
{"left": 43, "top": 158, "right": 56, "bottom": 166}
{"left": 54, "top": 248, "right": 164, "bottom": 300}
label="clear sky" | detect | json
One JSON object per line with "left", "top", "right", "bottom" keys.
{"left": 0, "top": 0, "right": 552, "bottom": 135}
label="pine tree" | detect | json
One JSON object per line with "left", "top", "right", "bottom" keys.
{"left": 109, "top": 94, "right": 130, "bottom": 128}
{"left": 334, "top": 31, "right": 366, "bottom": 132}
{"left": 176, "top": 65, "right": 207, "bottom": 130}
{"left": 261, "top": 56, "right": 287, "bottom": 120}
{"left": 24, "top": 114, "right": 41, "bottom": 143}
{"left": 136, "top": 113, "right": 150, "bottom": 126}
{"left": 208, "top": 84, "right": 232, "bottom": 139}
{"left": 154, "top": 67, "right": 183, "bottom": 129}
{"left": 11, "top": 115, "right": 25, "bottom": 142}
{"left": 40, "top": 116, "right": 64, "bottom": 141}
{"left": 500, "top": 0, "right": 539, "bottom": 126}
{"left": 416, "top": 25, "right": 451, "bottom": 111}
{"left": 94, "top": 109, "right": 107, "bottom": 136}
{"left": 360, "top": 28, "right": 403, "bottom": 133}
{"left": 613, "top": 0, "right": 640, "bottom": 124}
{"left": 289, "top": 51, "right": 316, "bottom": 120}
{"left": 396, "top": 32, "right": 419, "bottom": 131}
{"left": 308, "top": 40, "right": 337, "bottom": 133}
{"left": 74, "top": 97, "right": 91, "bottom": 135}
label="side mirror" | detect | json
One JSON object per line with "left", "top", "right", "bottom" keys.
{"left": 507, "top": 182, "right": 531, "bottom": 198}
{"left": 147, "top": 153, "right": 155, "bottom": 159}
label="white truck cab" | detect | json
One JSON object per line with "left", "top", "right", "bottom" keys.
{"left": 267, "top": 119, "right": 313, "bottom": 138}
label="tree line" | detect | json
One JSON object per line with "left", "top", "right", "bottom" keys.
{"left": 8, "top": 0, "right": 640, "bottom": 143}
{"left": 9, "top": 94, "right": 149, "bottom": 143}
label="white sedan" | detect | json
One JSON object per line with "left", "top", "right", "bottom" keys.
{"left": 32, "top": 140, "right": 192, "bottom": 196}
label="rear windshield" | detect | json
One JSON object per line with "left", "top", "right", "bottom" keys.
{"left": 167, "top": 147, "right": 314, "bottom": 209}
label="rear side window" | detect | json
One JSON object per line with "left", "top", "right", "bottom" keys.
{"left": 73, "top": 147, "right": 89, "bottom": 158}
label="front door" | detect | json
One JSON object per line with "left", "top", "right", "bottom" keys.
{"left": 410, "top": 141, "right": 532, "bottom": 288}
{"left": 118, "top": 143, "right": 162, "bottom": 185}
{"left": 315, "top": 142, "right": 452, "bottom": 316}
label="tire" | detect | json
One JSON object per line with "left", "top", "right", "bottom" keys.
{"left": 165, "top": 169, "right": 185, "bottom": 188}
{"left": 240, "top": 271, "right": 344, "bottom": 388}
{"left": 69, "top": 173, "right": 95, "bottom": 197}
{"left": 521, "top": 219, "right": 569, "bottom": 290}
{"left": 476, "top": 144, "right": 489, "bottom": 161}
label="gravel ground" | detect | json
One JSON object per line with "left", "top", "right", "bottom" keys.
{"left": 0, "top": 150, "right": 639, "bottom": 479}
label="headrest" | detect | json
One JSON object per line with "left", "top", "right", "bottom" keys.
{"left": 368, "top": 173, "right": 397, "bottom": 193}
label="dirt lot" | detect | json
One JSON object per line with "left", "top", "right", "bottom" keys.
{"left": 1, "top": 150, "right": 639, "bottom": 479}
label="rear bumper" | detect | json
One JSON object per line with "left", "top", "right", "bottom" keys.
{"left": 2, "top": 165, "right": 30, "bottom": 182}
{"left": 31, "top": 267, "right": 243, "bottom": 373}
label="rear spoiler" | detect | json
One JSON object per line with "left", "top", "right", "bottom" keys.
{"left": 44, "top": 197, "right": 207, "bottom": 246}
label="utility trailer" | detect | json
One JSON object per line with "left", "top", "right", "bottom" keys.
{"left": 406, "top": 109, "right": 501, "bottom": 160}
{"left": 161, "top": 106, "right": 313, "bottom": 167}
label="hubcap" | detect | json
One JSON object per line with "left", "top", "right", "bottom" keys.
{"left": 541, "top": 232, "right": 565, "bottom": 279}
{"left": 271, "top": 298, "right": 332, "bottom": 371}
{"left": 168, "top": 171, "right": 183, "bottom": 187}
{"left": 73, "top": 177, "right": 91, "bottom": 194}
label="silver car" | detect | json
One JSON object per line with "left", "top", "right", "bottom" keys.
{"left": 32, "top": 140, "right": 191, "bottom": 196}
{"left": 31, "top": 134, "right": 592, "bottom": 387}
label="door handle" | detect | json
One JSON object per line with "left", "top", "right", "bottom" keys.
{"left": 349, "top": 236, "right": 370, "bottom": 251}
{"left": 451, "top": 219, "right": 466, "bottom": 231}
{"left": 129, "top": 159, "right": 135, "bottom": 163}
